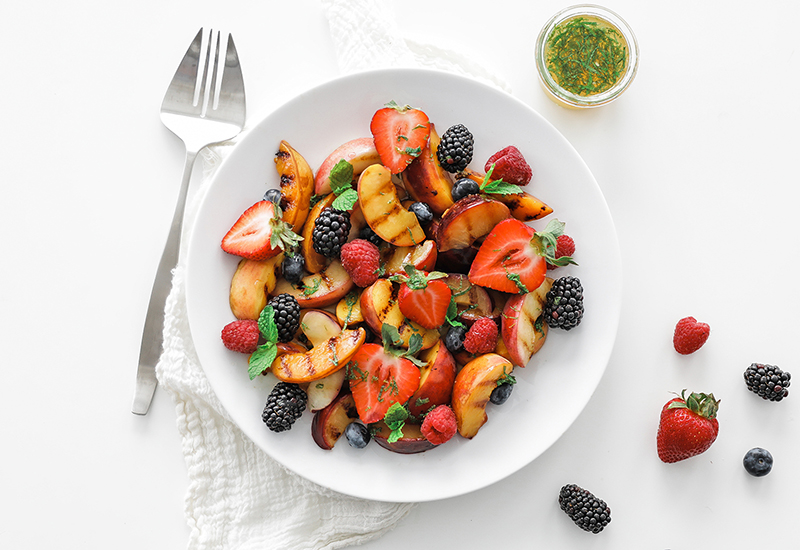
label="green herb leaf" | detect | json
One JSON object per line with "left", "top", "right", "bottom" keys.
{"left": 384, "top": 402, "right": 409, "bottom": 443}
{"left": 445, "top": 297, "right": 465, "bottom": 328}
{"left": 481, "top": 179, "right": 524, "bottom": 195}
{"left": 258, "top": 306, "right": 278, "bottom": 345}
{"left": 381, "top": 323, "right": 404, "bottom": 350}
{"left": 303, "top": 277, "right": 322, "bottom": 296}
{"left": 329, "top": 159, "right": 354, "bottom": 194}
{"left": 331, "top": 188, "right": 358, "bottom": 211}
{"left": 248, "top": 343, "right": 277, "bottom": 380}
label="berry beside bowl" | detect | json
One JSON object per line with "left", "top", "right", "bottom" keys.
{"left": 184, "top": 68, "right": 621, "bottom": 502}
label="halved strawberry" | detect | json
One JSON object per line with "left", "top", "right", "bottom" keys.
{"left": 391, "top": 266, "right": 451, "bottom": 329}
{"left": 468, "top": 218, "right": 575, "bottom": 294}
{"left": 348, "top": 343, "right": 421, "bottom": 424}
{"left": 221, "top": 201, "right": 302, "bottom": 261}
{"left": 369, "top": 100, "right": 430, "bottom": 174}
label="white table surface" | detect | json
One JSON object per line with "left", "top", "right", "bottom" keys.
{"left": 3, "top": 1, "right": 798, "bottom": 548}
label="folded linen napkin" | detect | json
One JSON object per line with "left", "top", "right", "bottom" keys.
{"left": 156, "top": 1, "right": 505, "bottom": 548}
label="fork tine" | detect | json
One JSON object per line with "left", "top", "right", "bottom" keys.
{"left": 161, "top": 29, "right": 204, "bottom": 112}
{"left": 215, "top": 34, "right": 246, "bottom": 126}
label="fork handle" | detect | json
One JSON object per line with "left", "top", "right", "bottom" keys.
{"left": 132, "top": 149, "right": 199, "bottom": 415}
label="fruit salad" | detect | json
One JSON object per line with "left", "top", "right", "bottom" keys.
{"left": 218, "top": 100, "right": 584, "bottom": 454}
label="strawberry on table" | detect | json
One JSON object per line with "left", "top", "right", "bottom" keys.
{"left": 221, "top": 201, "right": 302, "bottom": 261}
{"left": 391, "top": 266, "right": 451, "bottom": 330}
{"left": 369, "top": 100, "right": 430, "bottom": 174}
{"left": 656, "top": 390, "right": 720, "bottom": 463}
{"left": 468, "top": 218, "right": 575, "bottom": 294}
{"left": 348, "top": 342, "right": 421, "bottom": 424}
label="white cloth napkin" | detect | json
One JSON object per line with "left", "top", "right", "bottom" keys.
{"left": 156, "top": 1, "right": 504, "bottom": 548}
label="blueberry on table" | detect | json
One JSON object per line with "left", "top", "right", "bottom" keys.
{"left": 743, "top": 447, "right": 773, "bottom": 477}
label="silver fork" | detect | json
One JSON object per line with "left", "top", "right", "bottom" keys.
{"left": 132, "top": 29, "right": 246, "bottom": 415}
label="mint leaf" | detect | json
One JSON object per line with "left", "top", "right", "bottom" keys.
{"left": 481, "top": 180, "right": 524, "bottom": 195}
{"left": 329, "top": 159, "right": 354, "bottom": 194}
{"left": 258, "top": 306, "right": 278, "bottom": 344}
{"left": 445, "top": 297, "right": 465, "bottom": 328}
{"left": 331, "top": 188, "right": 358, "bottom": 211}
{"left": 384, "top": 402, "right": 409, "bottom": 443}
{"left": 381, "top": 323, "right": 404, "bottom": 349}
{"left": 248, "top": 343, "right": 277, "bottom": 380}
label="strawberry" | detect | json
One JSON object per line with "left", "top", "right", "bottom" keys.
{"left": 656, "top": 390, "right": 720, "bottom": 463}
{"left": 391, "top": 266, "right": 451, "bottom": 329}
{"left": 221, "top": 201, "right": 302, "bottom": 260}
{"left": 468, "top": 218, "right": 575, "bottom": 294}
{"left": 369, "top": 100, "right": 430, "bottom": 174}
{"left": 348, "top": 343, "right": 421, "bottom": 424}
{"left": 673, "top": 316, "right": 710, "bottom": 355}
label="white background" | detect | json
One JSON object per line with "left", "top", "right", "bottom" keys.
{"left": 2, "top": 0, "right": 798, "bottom": 548}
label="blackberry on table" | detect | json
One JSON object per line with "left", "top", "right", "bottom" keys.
{"left": 312, "top": 207, "right": 351, "bottom": 258}
{"left": 558, "top": 484, "right": 611, "bottom": 534}
{"left": 262, "top": 382, "right": 307, "bottom": 432}
{"left": 437, "top": 124, "right": 474, "bottom": 173}
{"left": 544, "top": 276, "right": 584, "bottom": 330}
{"left": 282, "top": 253, "right": 305, "bottom": 284}
{"left": 744, "top": 363, "right": 791, "bottom": 401}
{"left": 268, "top": 293, "right": 300, "bottom": 343}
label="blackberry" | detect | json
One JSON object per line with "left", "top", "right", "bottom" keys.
{"left": 262, "top": 382, "right": 307, "bottom": 432}
{"left": 282, "top": 253, "right": 305, "bottom": 284}
{"left": 312, "top": 208, "right": 351, "bottom": 258}
{"left": 444, "top": 325, "right": 468, "bottom": 353}
{"left": 451, "top": 178, "right": 480, "bottom": 202}
{"left": 359, "top": 225, "right": 384, "bottom": 247}
{"left": 437, "top": 124, "right": 474, "bottom": 173}
{"left": 544, "top": 276, "right": 584, "bottom": 330}
{"left": 263, "top": 188, "right": 282, "bottom": 205}
{"left": 558, "top": 484, "right": 611, "bottom": 534}
{"left": 268, "top": 293, "right": 300, "bottom": 343}
{"left": 408, "top": 202, "right": 434, "bottom": 226}
{"left": 744, "top": 363, "right": 791, "bottom": 401}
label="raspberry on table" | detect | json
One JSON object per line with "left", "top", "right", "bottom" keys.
{"left": 420, "top": 405, "right": 457, "bottom": 445}
{"left": 340, "top": 238, "right": 381, "bottom": 287}
{"left": 221, "top": 319, "right": 260, "bottom": 353}
{"left": 463, "top": 317, "right": 498, "bottom": 355}
{"left": 673, "top": 316, "right": 710, "bottom": 355}
{"left": 485, "top": 145, "right": 532, "bottom": 185}
{"left": 546, "top": 234, "right": 576, "bottom": 270}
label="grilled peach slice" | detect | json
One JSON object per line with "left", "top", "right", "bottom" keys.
{"left": 311, "top": 393, "right": 360, "bottom": 450}
{"left": 381, "top": 240, "right": 438, "bottom": 276}
{"left": 314, "top": 137, "right": 381, "bottom": 195}
{"left": 461, "top": 168, "right": 553, "bottom": 221}
{"left": 359, "top": 279, "right": 439, "bottom": 350}
{"left": 435, "top": 195, "right": 511, "bottom": 252}
{"left": 271, "top": 328, "right": 366, "bottom": 383}
{"left": 271, "top": 260, "right": 354, "bottom": 309}
{"left": 400, "top": 123, "right": 454, "bottom": 216}
{"left": 274, "top": 140, "right": 314, "bottom": 232}
{"left": 229, "top": 254, "right": 284, "bottom": 320}
{"left": 301, "top": 193, "right": 335, "bottom": 274}
{"left": 442, "top": 274, "right": 493, "bottom": 325}
{"left": 500, "top": 278, "right": 553, "bottom": 367}
{"left": 451, "top": 353, "right": 514, "bottom": 439}
{"left": 357, "top": 164, "right": 425, "bottom": 247}
{"left": 371, "top": 421, "right": 436, "bottom": 454}
{"left": 336, "top": 290, "right": 364, "bottom": 327}
{"left": 407, "top": 340, "right": 457, "bottom": 419}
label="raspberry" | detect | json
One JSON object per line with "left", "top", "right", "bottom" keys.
{"left": 221, "top": 319, "right": 260, "bottom": 353}
{"left": 485, "top": 145, "right": 532, "bottom": 185}
{"left": 673, "top": 317, "right": 710, "bottom": 355}
{"left": 546, "top": 234, "right": 576, "bottom": 270}
{"left": 340, "top": 239, "right": 381, "bottom": 287}
{"left": 463, "top": 317, "right": 498, "bottom": 355}
{"left": 420, "top": 405, "right": 457, "bottom": 445}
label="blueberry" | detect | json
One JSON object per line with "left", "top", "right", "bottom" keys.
{"left": 451, "top": 178, "right": 480, "bottom": 202}
{"left": 490, "top": 383, "right": 513, "bottom": 405}
{"left": 444, "top": 325, "right": 467, "bottom": 353}
{"left": 743, "top": 447, "right": 773, "bottom": 477}
{"left": 263, "top": 188, "right": 282, "bottom": 205}
{"left": 282, "top": 254, "right": 305, "bottom": 284}
{"left": 344, "top": 422, "right": 371, "bottom": 449}
{"left": 408, "top": 202, "right": 434, "bottom": 226}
